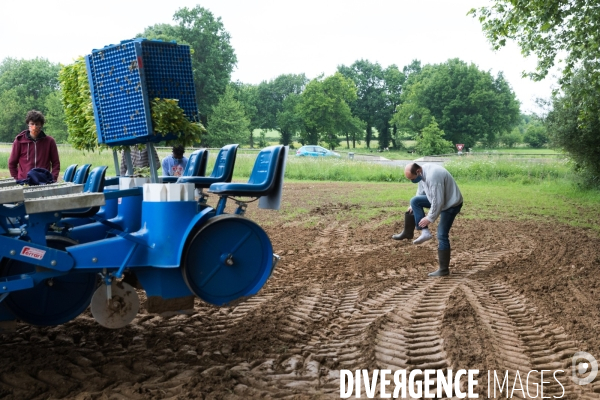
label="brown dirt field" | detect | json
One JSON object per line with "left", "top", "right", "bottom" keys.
{"left": 1, "top": 182, "right": 600, "bottom": 399}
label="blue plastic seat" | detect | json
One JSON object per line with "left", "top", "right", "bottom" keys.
{"left": 62, "top": 164, "right": 78, "bottom": 182}
{"left": 83, "top": 166, "right": 108, "bottom": 193}
{"left": 177, "top": 144, "right": 238, "bottom": 188}
{"left": 72, "top": 164, "right": 91, "bottom": 185}
{"left": 209, "top": 145, "right": 284, "bottom": 197}
{"left": 62, "top": 166, "right": 108, "bottom": 218}
{"left": 162, "top": 148, "right": 209, "bottom": 183}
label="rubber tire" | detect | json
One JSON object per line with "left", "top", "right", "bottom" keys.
{"left": 0, "top": 236, "right": 97, "bottom": 326}
{"left": 182, "top": 215, "right": 273, "bottom": 306}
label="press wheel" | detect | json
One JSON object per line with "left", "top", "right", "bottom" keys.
{"left": 182, "top": 215, "right": 274, "bottom": 306}
{"left": 0, "top": 236, "right": 97, "bottom": 326}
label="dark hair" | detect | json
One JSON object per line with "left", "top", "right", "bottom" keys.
{"left": 172, "top": 145, "right": 185, "bottom": 158}
{"left": 410, "top": 163, "right": 421, "bottom": 175}
{"left": 25, "top": 110, "right": 45, "bottom": 126}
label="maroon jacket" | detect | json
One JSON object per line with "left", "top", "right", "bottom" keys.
{"left": 9, "top": 130, "right": 61, "bottom": 181}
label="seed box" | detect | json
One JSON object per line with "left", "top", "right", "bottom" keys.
{"left": 85, "top": 38, "right": 197, "bottom": 146}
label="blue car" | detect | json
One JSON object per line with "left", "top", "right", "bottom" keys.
{"left": 296, "top": 145, "right": 341, "bottom": 158}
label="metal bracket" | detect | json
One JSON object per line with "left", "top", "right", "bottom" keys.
{"left": 234, "top": 200, "right": 248, "bottom": 216}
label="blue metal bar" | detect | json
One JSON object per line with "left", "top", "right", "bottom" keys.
{"left": 0, "top": 274, "right": 34, "bottom": 294}
{"left": 0, "top": 236, "right": 74, "bottom": 272}
{"left": 115, "top": 243, "right": 139, "bottom": 279}
{"left": 216, "top": 196, "right": 228, "bottom": 215}
{"left": 103, "top": 187, "right": 143, "bottom": 200}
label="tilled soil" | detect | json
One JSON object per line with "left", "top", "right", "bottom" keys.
{"left": 1, "top": 182, "right": 599, "bottom": 399}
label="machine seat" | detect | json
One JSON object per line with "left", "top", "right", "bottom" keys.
{"left": 209, "top": 145, "right": 284, "bottom": 198}
{"left": 61, "top": 166, "right": 108, "bottom": 218}
{"left": 177, "top": 144, "right": 238, "bottom": 189}
{"left": 62, "top": 164, "right": 78, "bottom": 182}
{"left": 72, "top": 164, "right": 91, "bottom": 185}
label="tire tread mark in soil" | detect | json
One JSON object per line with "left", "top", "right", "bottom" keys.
{"left": 475, "top": 278, "right": 600, "bottom": 399}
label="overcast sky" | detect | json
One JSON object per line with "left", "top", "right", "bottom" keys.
{"left": 1, "top": 0, "right": 557, "bottom": 113}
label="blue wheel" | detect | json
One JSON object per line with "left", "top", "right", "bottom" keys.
{"left": 182, "top": 215, "right": 274, "bottom": 306}
{"left": 0, "top": 236, "right": 97, "bottom": 326}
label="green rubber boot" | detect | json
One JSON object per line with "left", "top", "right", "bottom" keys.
{"left": 392, "top": 212, "right": 416, "bottom": 240}
{"left": 428, "top": 249, "right": 451, "bottom": 277}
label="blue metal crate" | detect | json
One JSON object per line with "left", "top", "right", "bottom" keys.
{"left": 85, "top": 38, "right": 198, "bottom": 146}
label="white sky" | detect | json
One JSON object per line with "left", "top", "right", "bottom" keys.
{"left": 1, "top": 0, "right": 557, "bottom": 114}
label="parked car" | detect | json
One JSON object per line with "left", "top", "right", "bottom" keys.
{"left": 296, "top": 145, "right": 341, "bottom": 158}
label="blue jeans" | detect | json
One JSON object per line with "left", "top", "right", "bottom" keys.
{"left": 410, "top": 195, "right": 462, "bottom": 251}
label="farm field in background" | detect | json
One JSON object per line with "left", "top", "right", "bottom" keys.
{"left": 0, "top": 143, "right": 567, "bottom": 181}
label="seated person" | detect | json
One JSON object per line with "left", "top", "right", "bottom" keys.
{"left": 120, "top": 144, "right": 160, "bottom": 176}
{"left": 162, "top": 145, "right": 188, "bottom": 177}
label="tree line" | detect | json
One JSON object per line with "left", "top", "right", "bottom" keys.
{"left": 0, "top": 5, "right": 541, "bottom": 153}
{"left": 1, "top": 3, "right": 596, "bottom": 184}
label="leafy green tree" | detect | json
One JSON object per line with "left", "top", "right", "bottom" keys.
{"left": 207, "top": 86, "right": 249, "bottom": 147}
{"left": 338, "top": 60, "right": 386, "bottom": 149}
{"left": 0, "top": 58, "right": 62, "bottom": 141}
{"left": 471, "top": 0, "right": 600, "bottom": 178}
{"left": 230, "top": 81, "right": 258, "bottom": 147}
{"left": 277, "top": 93, "right": 305, "bottom": 146}
{"left": 0, "top": 89, "right": 24, "bottom": 142}
{"left": 139, "top": 6, "right": 237, "bottom": 126}
{"left": 297, "top": 73, "right": 364, "bottom": 149}
{"left": 43, "top": 91, "right": 68, "bottom": 143}
{"left": 415, "top": 119, "right": 454, "bottom": 156}
{"left": 523, "top": 120, "right": 548, "bottom": 148}
{"left": 499, "top": 128, "right": 523, "bottom": 148}
{"left": 402, "top": 59, "right": 422, "bottom": 78}
{"left": 254, "top": 74, "right": 308, "bottom": 145}
{"left": 391, "top": 59, "right": 520, "bottom": 149}
{"left": 546, "top": 71, "right": 600, "bottom": 183}
{"left": 469, "top": 0, "right": 600, "bottom": 87}
{"left": 381, "top": 64, "right": 406, "bottom": 149}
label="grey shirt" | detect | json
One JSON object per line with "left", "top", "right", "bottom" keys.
{"left": 120, "top": 145, "right": 160, "bottom": 176}
{"left": 416, "top": 163, "right": 463, "bottom": 223}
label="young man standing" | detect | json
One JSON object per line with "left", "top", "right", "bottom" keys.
{"left": 9, "top": 110, "right": 60, "bottom": 182}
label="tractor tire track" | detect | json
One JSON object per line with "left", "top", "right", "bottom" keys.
{"left": 465, "top": 278, "right": 600, "bottom": 399}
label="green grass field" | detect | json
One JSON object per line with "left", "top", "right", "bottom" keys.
{"left": 2, "top": 143, "right": 597, "bottom": 234}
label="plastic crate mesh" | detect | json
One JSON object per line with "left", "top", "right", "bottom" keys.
{"left": 86, "top": 39, "right": 197, "bottom": 146}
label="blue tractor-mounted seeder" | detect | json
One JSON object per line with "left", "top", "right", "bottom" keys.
{"left": 0, "top": 38, "right": 287, "bottom": 329}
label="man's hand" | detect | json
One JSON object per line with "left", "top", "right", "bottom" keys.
{"left": 407, "top": 206, "right": 413, "bottom": 214}
{"left": 418, "top": 218, "right": 431, "bottom": 228}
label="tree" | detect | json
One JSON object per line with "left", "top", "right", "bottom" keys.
{"left": 546, "top": 71, "right": 600, "bottom": 183}
{"left": 523, "top": 120, "right": 548, "bottom": 148}
{"left": 391, "top": 59, "right": 520, "bottom": 149}
{"left": 471, "top": 1, "right": 600, "bottom": 178}
{"left": 277, "top": 93, "right": 305, "bottom": 146}
{"left": 254, "top": 74, "right": 308, "bottom": 145}
{"left": 469, "top": 0, "right": 600, "bottom": 87}
{"left": 0, "top": 58, "right": 61, "bottom": 141}
{"left": 0, "top": 89, "right": 24, "bottom": 142}
{"left": 207, "top": 86, "right": 250, "bottom": 148}
{"left": 139, "top": 6, "right": 237, "bottom": 126}
{"left": 381, "top": 64, "right": 406, "bottom": 149}
{"left": 43, "top": 91, "right": 68, "bottom": 143}
{"left": 415, "top": 119, "right": 454, "bottom": 156}
{"left": 230, "top": 81, "right": 259, "bottom": 147}
{"left": 499, "top": 128, "right": 523, "bottom": 148}
{"left": 338, "top": 60, "right": 386, "bottom": 149}
{"left": 297, "top": 73, "right": 364, "bottom": 149}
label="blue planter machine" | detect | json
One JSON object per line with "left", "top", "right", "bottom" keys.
{"left": 0, "top": 39, "right": 287, "bottom": 329}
